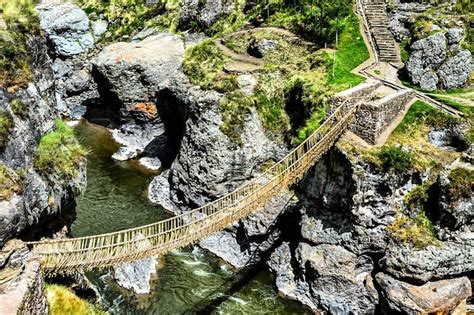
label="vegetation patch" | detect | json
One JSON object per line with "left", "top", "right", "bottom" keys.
{"left": 387, "top": 212, "right": 439, "bottom": 249}
{"left": 0, "top": 110, "right": 13, "bottom": 149}
{"left": 182, "top": 39, "right": 228, "bottom": 90}
{"left": 447, "top": 168, "right": 473, "bottom": 200}
{"left": 0, "top": 0, "right": 40, "bottom": 88}
{"left": 46, "top": 284, "right": 107, "bottom": 315}
{"left": 0, "top": 164, "right": 22, "bottom": 201}
{"left": 35, "top": 120, "right": 87, "bottom": 180}
{"left": 375, "top": 145, "right": 413, "bottom": 173}
{"left": 11, "top": 98, "right": 27, "bottom": 118}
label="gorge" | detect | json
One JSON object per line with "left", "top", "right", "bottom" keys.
{"left": 0, "top": 0, "right": 472, "bottom": 314}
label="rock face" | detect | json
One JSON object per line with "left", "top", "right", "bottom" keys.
{"left": 0, "top": 37, "right": 86, "bottom": 246}
{"left": 0, "top": 240, "right": 48, "bottom": 315}
{"left": 36, "top": 3, "right": 94, "bottom": 57}
{"left": 376, "top": 273, "right": 472, "bottom": 313}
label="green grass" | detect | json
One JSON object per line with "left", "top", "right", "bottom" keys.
{"left": 219, "top": 92, "right": 253, "bottom": 145}
{"left": 0, "top": 110, "right": 13, "bottom": 149}
{"left": 34, "top": 120, "right": 87, "bottom": 180}
{"left": 0, "top": 0, "right": 40, "bottom": 88}
{"left": 387, "top": 212, "right": 439, "bottom": 249}
{"left": 326, "top": 15, "right": 368, "bottom": 91}
{"left": 404, "top": 182, "right": 430, "bottom": 211}
{"left": 393, "top": 100, "right": 458, "bottom": 135}
{"left": 46, "top": 284, "right": 107, "bottom": 315}
{"left": 182, "top": 39, "right": 227, "bottom": 90}
{"left": 0, "top": 164, "right": 22, "bottom": 201}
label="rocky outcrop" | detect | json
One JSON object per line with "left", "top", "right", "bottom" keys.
{"left": 389, "top": 2, "right": 473, "bottom": 90}
{"left": 0, "top": 37, "right": 86, "bottom": 246}
{"left": 36, "top": 3, "right": 94, "bottom": 57}
{"left": 0, "top": 240, "right": 48, "bottom": 315}
{"left": 91, "top": 33, "right": 185, "bottom": 163}
{"left": 179, "top": 0, "right": 238, "bottom": 30}
{"left": 382, "top": 238, "right": 474, "bottom": 283}
{"left": 376, "top": 273, "right": 471, "bottom": 313}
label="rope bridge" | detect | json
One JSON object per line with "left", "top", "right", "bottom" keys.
{"left": 27, "top": 101, "right": 359, "bottom": 272}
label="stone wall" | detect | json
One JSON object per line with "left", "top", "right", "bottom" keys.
{"left": 330, "top": 81, "right": 381, "bottom": 112}
{"left": 350, "top": 89, "right": 415, "bottom": 144}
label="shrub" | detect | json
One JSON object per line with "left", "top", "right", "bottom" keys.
{"left": 0, "top": 110, "right": 13, "bottom": 149}
{"left": 34, "top": 119, "right": 87, "bottom": 180}
{"left": 387, "top": 212, "right": 439, "bottom": 249}
{"left": 0, "top": 164, "right": 22, "bottom": 200}
{"left": 447, "top": 168, "right": 473, "bottom": 200}
{"left": 11, "top": 98, "right": 27, "bottom": 118}
{"left": 376, "top": 146, "right": 413, "bottom": 172}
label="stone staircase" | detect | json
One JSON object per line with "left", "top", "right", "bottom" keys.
{"left": 363, "top": 0, "right": 400, "bottom": 63}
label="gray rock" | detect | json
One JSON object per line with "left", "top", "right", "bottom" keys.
{"left": 91, "top": 19, "right": 107, "bottom": 39}
{"left": 295, "top": 243, "right": 378, "bottom": 313}
{"left": 419, "top": 70, "right": 439, "bottom": 91}
{"left": 237, "top": 74, "right": 257, "bottom": 96}
{"left": 200, "top": 230, "right": 252, "bottom": 269}
{"left": 248, "top": 38, "right": 278, "bottom": 58}
{"left": 437, "top": 50, "right": 472, "bottom": 90}
{"left": 111, "top": 121, "right": 165, "bottom": 162}
{"left": 138, "top": 157, "right": 162, "bottom": 171}
{"left": 382, "top": 237, "right": 474, "bottom": 282}
{"left": 406, "top": 32, "right": 447, "bottom": 90}
{"left": 147, "top": 172, "right": 176, "bottom": 213}
{"left": 446, "top": 28, "right": 464, "bottom": 45}
{"left": 376, "top": 273, "right": 471, "bottom": 313}
{"left": 92, "top": 33, "right": 184, "bottom": 107}
{"left": 36, "top": 3, "right": 94, "bottom": 57}
{"left": 180, "top": 0, "right": 237, "bottom": 29}
{"left": 113, "top": 234, "right": 157, "bottom": 294}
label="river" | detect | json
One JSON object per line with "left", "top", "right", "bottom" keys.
{"left": 71, "top": 121, "right": 309, "bottom": 314}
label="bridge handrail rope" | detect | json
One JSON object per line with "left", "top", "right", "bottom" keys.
{"left": 27, "top": 99, "right": 359, "bottom": 272}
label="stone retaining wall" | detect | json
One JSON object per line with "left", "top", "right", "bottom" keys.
{"left": 351, "top": 90, "right": 415, "bottom": 144}
{"left": 330, "top": 81, "right": 381, "bottom": 112}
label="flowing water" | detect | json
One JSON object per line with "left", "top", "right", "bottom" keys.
{"left": 72, "top": 121, "right": 309, "bottom": 314}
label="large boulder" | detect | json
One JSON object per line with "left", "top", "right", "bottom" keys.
{"left": 36, "top": 3, "right": 94, "bottom": 57}
{"left": 406, "top": 32, "right": 447, "bottom": 91}
{"left": 91, "top": 33, "right": 185, "bottom": 109}
{"left": 437, "top": 50, "right": 473, "bottom": 90}
{"left": 405, "top": 31, "right": 472, "bottom": 90}
{"left": 376, "top": 273, "right": 471, "bottom": 313}
{"left": 382, "top": 237, "right": 474, "bottom": 283}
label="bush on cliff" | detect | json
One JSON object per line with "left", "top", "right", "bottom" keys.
{"left": 0, "top": 0, "right": 40, "bottom": 88}
{"left": 35, "top": 120, "right": 87, "bottom": 180}
{"left": 0, "top": 110, "right": 13, "bottom": 149}
{"left": 376, "top": 146, "right": 413, "bottom": 172}
{"left": 0, "top": 164, "right": 22, "bottom": 201}
{"left": 387, "top": 212, "right": 439, "bottom": 249}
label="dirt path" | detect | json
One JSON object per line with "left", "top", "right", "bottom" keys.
{"left": 214, "top": 27, "right": 313, "bottom": 73}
